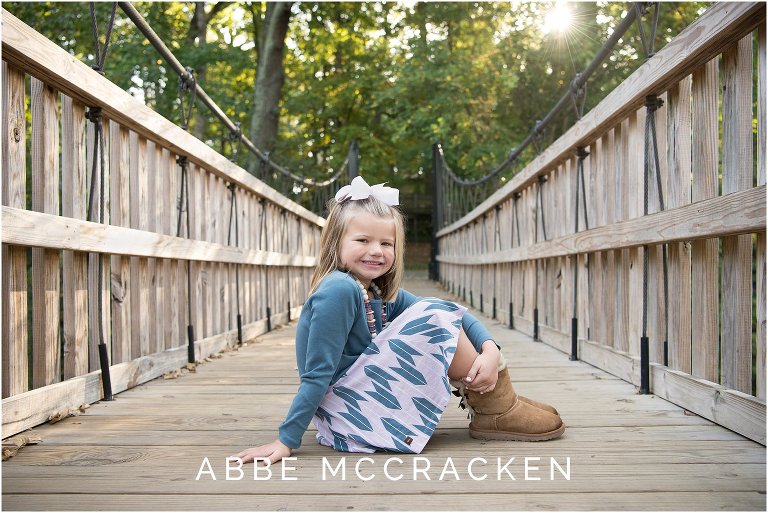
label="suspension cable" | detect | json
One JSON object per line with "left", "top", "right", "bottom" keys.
{"left": 86, "top": 1, "right": 118, "bottom": 402}
{"left": 227, "top": 182, "right": 243, "bottom": 345}
{"left": 116, "top": 1, "right": 347, "bottom": 188}
{"left": 438, "top": 2, "right": 643, "bottom": 189}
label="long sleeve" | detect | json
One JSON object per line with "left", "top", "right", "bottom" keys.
{"left": 278, "top": 278, "right": 359, "bottom": 449}
{"left": 389, "top": 289, "right": 496, "bottom": 353}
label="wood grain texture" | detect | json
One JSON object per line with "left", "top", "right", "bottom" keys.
{"left": 720, "top": 35, "right": 753, "bottom": 394}
{"left": 1, "top": 307, "right": 301, "bottom": 437}
{"left": 1, "top": 62, "right": 29, "bottom": 398}
{"left": 441, "top": 278, "right": 766, "bottom": 445}
{"left": 30, "top": 77, "right": 60, "bottom": 388}
{"left": 60, "top": 94, "right": 89, "bottom": 380}
{"left": 0, "top": 10, "right": 323, "bottom": 228}
{"left": 757, "top": 25, "right": 767, "bottom": 401}
{"left": 146, "top": 140, "right": 160, "bottom": 354}
{"left": 109, "top": 122, "right": 131, "bottom": 363}
{"left": 435, "top": 186, "right": 765, "bottom": 265}
{"left": 1, "top": 206, "right": 317, "bottom": 267}
{"left": 691, "top": 58, "right": 720, "bottom": 382}
{"left": 2, "top": 492, "right": 766, "bottom": 512}
{"left": 2, "top": 278, "right": 764, "bottom": 511}
{"left": 665, "top": 76, "right": 692, "bottom": 374}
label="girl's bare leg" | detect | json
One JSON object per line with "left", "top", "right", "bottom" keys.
{"left": 447, "top": 328, "right": 479, "bottom": 381}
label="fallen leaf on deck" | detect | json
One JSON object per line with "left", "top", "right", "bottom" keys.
{"left": 3, "top": 434, "right": 42, "bottom": 460}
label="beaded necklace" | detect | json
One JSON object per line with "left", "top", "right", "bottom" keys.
{"left": 353, "top": 276, "right": 388, "bottom": 338}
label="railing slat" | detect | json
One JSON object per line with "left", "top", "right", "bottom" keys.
{"left": 720, "top": 35, "right": 754, "bottom": 394}
{"left": 691, "top": 58, "right": 720, "bottom": 383}
{"left": 628, "top": 110, "right": 643, "bottom": 358}
{"left": 757, "top": 24, "right": 767, "bottom": 401}
{"left": 592, "top": 136, "right": 606, "bottom": 347}
{"left": 31, "top": 77, "right": 60, "bottom": 388}
{"left": 2, "top": 62, "right": 29, "bottom": 398}
{"left": 159, "top": 148, "right": 173, "bottom": 351}
{"left": 129, "top": 132, "right": 149, "bottom": 358}
{"left": 147, "top": 140, "right": 160, "bottom": 355}
{"left": 166, "top": 150, "right": 181, "bottom": 349}
{"left": 109, "top": 122, "right": 132, "bottom": 363}
{"left": 61, "top": 94, "right": 89, "bottom": 379}
{"left": 648, "top": 94, "right": 667, "bottom": 364}
{"left": 209, "top": 176, "right": 219, "bottom": 340}
{"left": 666, "top": 76, "right": 693, "bottom": 374}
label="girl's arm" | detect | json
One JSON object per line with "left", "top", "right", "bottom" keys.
{"left": 231, "top": 277, "right": 358, "bottom": 464}
{"left": 464, "top": 339, "right": 501, "bottom": 394}
{"left": 391, "top": 289, "right": 498, "bottom": 353}
{"left": 390, "top": 289, "right": 501, "bottom": 393}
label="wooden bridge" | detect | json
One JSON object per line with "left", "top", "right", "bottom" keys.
{"left": 1, "top": 274, "right": 765, "bottom": 510}
{"left": 2, "top": 3, "right": 766, "bottom": 510}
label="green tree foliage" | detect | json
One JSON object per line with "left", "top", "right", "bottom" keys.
{"left": 4, "top": 1, "right": 709, "bottom": 197}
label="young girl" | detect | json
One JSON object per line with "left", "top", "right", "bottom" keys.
{"left": 234, "top": 176, "right": 564, "bottom": 465}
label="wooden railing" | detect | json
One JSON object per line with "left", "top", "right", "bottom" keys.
{"left": 1, "top": 11, "right": 324, "bottom": 437}
{"left": 435, "top": 2, "right": 766, "bottom": 444}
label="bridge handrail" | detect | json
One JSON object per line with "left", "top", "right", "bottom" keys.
{"left": 0, "top": 9, "right": 324, "bottom": 226}
{"left": 1, "top": 10, "right": 323, "bottom": 437}
{"left": 436, "top": 2, "right": 763, "bottom": 238}
{"left": 434, "top": 2, "right": 766, "bottom": 445}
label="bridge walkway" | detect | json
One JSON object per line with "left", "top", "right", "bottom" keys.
{"left": 2, "top": 273, "right": 764, "bottom": 511}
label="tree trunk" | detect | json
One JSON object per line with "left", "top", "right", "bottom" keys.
{"left": 249, "top": 1, "right": 292, "bottom": 172}
{"left": 186, "top": 3, "right": 208, "bottom": 141}
{"left": 185, "top": 2, "right": 232, "bottom": 141}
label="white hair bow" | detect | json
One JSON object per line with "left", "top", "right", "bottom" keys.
{"left": 335, "top": 176, "right": 399, "bottom": 206}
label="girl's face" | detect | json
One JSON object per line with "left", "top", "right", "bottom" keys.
{"left": 339, "top": 211, "right": 396, "bottom": 288}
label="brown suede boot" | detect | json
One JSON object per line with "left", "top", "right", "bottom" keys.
{"left": 518, "top": 396, "right": 559, "bottom": 415}
{"left": 465, "top": 368, "right": 565, "bottom": 441}
{"left": 494, "top": 353, "right": 559, "bottom": 415}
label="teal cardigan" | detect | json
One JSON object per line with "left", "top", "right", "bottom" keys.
{"left": 277, "top": 270, "right": 495, "bottom": 449}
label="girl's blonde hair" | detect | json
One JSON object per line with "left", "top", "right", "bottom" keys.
{"left": 310, "top": 195, "right": 405, "bottom": 302}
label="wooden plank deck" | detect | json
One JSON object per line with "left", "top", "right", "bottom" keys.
{"left": 2, "top": 274, "right": 765, "bottom": 511}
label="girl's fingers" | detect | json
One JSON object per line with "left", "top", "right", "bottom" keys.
{"left": 230, "top": 450, "right": 251, "bottom": 461}
{"left": 231, "top": 447, "right": 268, "bottom": 464}
{"left": 476, "top": 384, "right": 495, "bottom": 394}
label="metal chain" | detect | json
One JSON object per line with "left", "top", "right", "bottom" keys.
{"left": 178, "top": 66, "right": 197, "bottom": 131}
{"left": 227, "top": 122, "right": 243, "bottom": 163}
{"left": 570, "top": 73, "right": 588, "bottom": 120}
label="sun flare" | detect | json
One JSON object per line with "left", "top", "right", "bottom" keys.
{"left": 542, "top": 3, "right": 573, "bottom": 34}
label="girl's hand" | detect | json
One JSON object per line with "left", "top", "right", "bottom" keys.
{"left": 231, "top": 439, "right": 292, "bottom": 466}
{"left": 463, "top": 341, "right": 500, "bottom": 394}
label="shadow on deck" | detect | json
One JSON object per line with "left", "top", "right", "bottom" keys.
{"left": 2, "top": 274, "right": 765, "bottom": 511}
